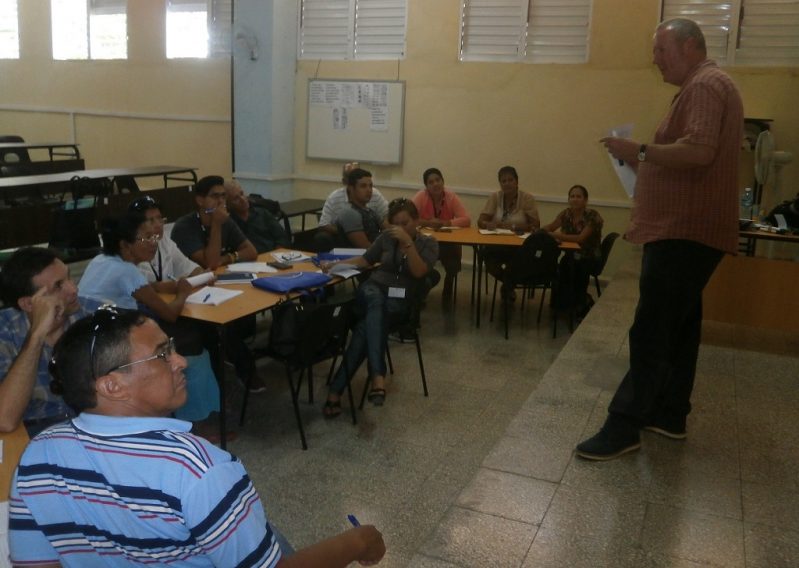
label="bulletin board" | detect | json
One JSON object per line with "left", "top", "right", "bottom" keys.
{"left": 306, "top": 79, "right": 405, "bottom": 164}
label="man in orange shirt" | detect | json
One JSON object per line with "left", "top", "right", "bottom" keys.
{"left": 579, "top": 18, "right": 743, "bottom": 460}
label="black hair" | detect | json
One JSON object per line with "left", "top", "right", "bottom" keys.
{"left": 100, "top": 211, "right": 148, "bottom": 256}
{"left": 49, "top": 309, "right": 146, "bottom": 413}
{"left": 423, "top": 168, "right": 444, "bottom": 186}
{"left": 497, "top": 166, "right": 518, "bottom": 182}
{"left": 387, "top": 198, "right": 419, "bottom": 222}
{"left": 194, "top": 175, "right": 225, "bottom": 197}
{"left": 0, "top": 247, "right": 62, "bottom": 309}
{"left": 346, "top": 168, "right": 372, "bottom": 187}
{"left": 569, "top": 184, "right": 589, "bottom": 199}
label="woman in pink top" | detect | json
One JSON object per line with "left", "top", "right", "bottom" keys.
{"left": 412, "top": 168, "right": 471, "bottom": 298}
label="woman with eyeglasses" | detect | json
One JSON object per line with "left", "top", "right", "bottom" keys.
{"left": 478, "top": 166, "right": 541, "bottom": 295}
{"left": 321, "top": 199, "right": 438, "bottom": 416}
{"left": 412, "top": 168, "right": 471, "bottom": 298}
{"left": 78, "top": 211, "right": 223, "bottom": 437}
{"left": 128, "top": 196, "right": 206, "bottom": 291}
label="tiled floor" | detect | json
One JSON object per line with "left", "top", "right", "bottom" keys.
{"left": 228, "top": 254, "right": 799, "bottom": 567}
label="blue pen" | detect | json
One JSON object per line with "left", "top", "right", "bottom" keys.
{"left": 347, "top": 514, "right": 360, "bottom": 527}
{"left": 202, "top": 293, "right": 211, "bottom": 303}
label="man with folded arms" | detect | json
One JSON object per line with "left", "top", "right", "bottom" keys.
{"left": 9, "top": 307, "right": 386, "bottom": 567}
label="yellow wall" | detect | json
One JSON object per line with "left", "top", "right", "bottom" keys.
{"left": 2, "top": 0, "right": 797, "bottom": 267}
{"left": 0, "top": 0, "right": 231, "bottom": 185}
{"left": 293, "top": 0, "right": 799, "bottom": 270}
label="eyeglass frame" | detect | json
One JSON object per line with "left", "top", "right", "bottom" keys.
{"left": 87, "top": 305, "right": 172, "bottom": 380}
{"left": 135, "top": 234, "right": 161, "bottom": 244}
{"left": 129, "top": 196, "right": 159, "bottom": 212}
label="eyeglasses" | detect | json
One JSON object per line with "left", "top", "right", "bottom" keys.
{"left": 135, "top": 234, "right": 161, "bottom": 244}
{"left": 87, "top": 305, "right": 173, "bottom": 380}
{"left": 129, "top": 196, "right": 159, "bottom": 212}
{"left": 146, "top": 215, "right": 167, "bottom": 225}
{"left": 87, "top": 304, "right": 123, "bottom": 381}
{"left": 107, "top": 336, "right": 176, "bottom": 374}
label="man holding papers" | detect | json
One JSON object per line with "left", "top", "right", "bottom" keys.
{"left": 580, "top": 18, "right": 743, "bottom": 460}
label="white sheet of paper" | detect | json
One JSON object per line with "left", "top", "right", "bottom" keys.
{"left": 331, "top": 248, "right": 367, "bottom": 256}
{"left": 329, "top": 264, "right": 361, "bottom": 279}
{"left": 186, "top": 286, "right": 244, "bottom": 306}
{"left": 185, "top": 272, "right": 215, "bottom": 287}
{"left": 607, "top": 123, "right": 637, "bottom": 199}
{"left": 272, "top": 251, "right": 311, "bottom": 263}
{"left": 228, "top": 262, "right": 274, "bottom": 273}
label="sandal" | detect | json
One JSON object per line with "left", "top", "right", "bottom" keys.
{"left": 322, "top": 399, "right": 343, "bottom": 419}
{"left": 367, "top": 388, "right": 387, "bottom": 406}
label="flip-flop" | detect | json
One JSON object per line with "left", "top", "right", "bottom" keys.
{"left": 367, "top": 388, "right": 386, "bottom": 406}
{"left": 322, "top": 399, "right": 342, "bottom": 419}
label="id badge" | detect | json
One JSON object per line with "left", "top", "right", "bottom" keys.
{"left": 388, "top": 287, "right": 406, "bottom": 299}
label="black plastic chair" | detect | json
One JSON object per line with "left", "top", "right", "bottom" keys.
{"left": 590, "top": 232, "right": 620, "bottom": 297}
{"left": 0, "top": 135, "right": 30, "bottom": 163}
{"left": 489, "top": 230, "right": 560, "bottom": 339}
{"left": 357, "top": 284, "right": 429, "bottom": 409}
{"left": 241, "top": 297, "right": 356, "bottom": 450}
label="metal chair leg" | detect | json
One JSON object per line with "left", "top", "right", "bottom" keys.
{"left": 385, "top": 342, "right": 394, "bottom": 374}
{"left": 285, "top": 365, "right": 308, "bottom": 450}
{"left": 415, "top": 334, "right": 428, "bottom": 397}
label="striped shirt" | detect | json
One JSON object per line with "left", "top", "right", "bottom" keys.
{"left": 9, "top": 414, "right": 281, "bottom": 567}
{"left": 627, "top": 60, "right": 744, "bottom": 254}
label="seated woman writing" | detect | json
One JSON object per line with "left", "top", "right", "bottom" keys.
{"left": 542, "top": 184, "right": 604, "bottom": 316}
{"left": 77, "top": 211, "right": 223, "bottom": 439}
{"left": 412, "top": 167, "right": 471, "bottom": 299}
{"left": 322, "top": 199, "right": 438, "bottom": 416}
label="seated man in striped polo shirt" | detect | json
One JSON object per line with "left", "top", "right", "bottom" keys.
{"left": 8, "top": 307, "right": 385, "bottom": 567}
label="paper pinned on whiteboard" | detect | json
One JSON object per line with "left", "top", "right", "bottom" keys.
{"left": 606, "top": 123, "right": 637, "bottom": 199}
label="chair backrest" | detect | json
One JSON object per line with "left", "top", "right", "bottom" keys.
{"left": 268, "top": 297, "right": 355, "bottom": 366}
{"left": 593, "top": 232, "right": 620, "bottom": 276}
{"left": 507, "top": 230, "right": 560, "bottom": 285}
{"left": 249, "top": 195, "right": 291, "bottom": 236}
{"left": 0, "top": 135, "right": 30, "bottom": 163}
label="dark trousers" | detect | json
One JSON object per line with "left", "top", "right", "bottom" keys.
{"left": 609, "top": 239, "right": 724, "bottom": 428}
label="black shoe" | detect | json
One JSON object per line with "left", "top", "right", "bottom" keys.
{"left": 576, "top": 425, "right": 641, "bottom": 461}
{"left": 644, "top": 417, "right": 687, "bottom": 440}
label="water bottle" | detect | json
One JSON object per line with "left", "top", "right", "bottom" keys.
{"left": 740, "top": 187, "right": 753, "bottom": 219}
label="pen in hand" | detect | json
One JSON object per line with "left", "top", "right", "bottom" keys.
{"left": 347, "top": 514, "right": 360, "bottom": 527}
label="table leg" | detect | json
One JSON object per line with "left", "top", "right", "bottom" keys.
{"left": 470, "top": 245, "right": 477, "bottom": 307}
{"left": 476, "top": 245, "right": 483, "bottom": 328}
{"left": 215, "top": 325, "right": 228, "bottom": 450}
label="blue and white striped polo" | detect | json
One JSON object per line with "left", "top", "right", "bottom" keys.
{"left": 9, "top": 414, "right": 281, "bottom": 567}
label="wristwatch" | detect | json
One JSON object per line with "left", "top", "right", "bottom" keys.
{"left": 637, "top": 144, "right": 648, "bottom": 162}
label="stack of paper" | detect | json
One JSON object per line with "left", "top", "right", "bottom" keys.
{"left": 186, "top": 286, "right": 243, "bottom": 306}
{"left": 272, "top": 250, "right": 311, "bottom": 264}
{"left": 479, "top": 228, "right": 515, "bottom": 235}
{"left": 228, "top": 262, "right": 274, "bottom": 273}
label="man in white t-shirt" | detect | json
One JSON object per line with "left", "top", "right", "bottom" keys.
{"left": 315, "top": 162, "right": 389, "bottom": 251}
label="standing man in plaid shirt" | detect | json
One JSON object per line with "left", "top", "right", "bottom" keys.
{"left": 579, "top": 18, "right": 743, "bottom": 460}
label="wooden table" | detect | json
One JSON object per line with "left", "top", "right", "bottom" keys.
{"left": 167, "top": 250, "right": 344, "bottom": 448}
{"left": 739, "top": 227, "right": 799, "bottom": 256}
{"left": 420, "top": 227, "right": 579, "bottom": 327}
{"left": 1, "top": 424, "right": 29, "bottom": 500}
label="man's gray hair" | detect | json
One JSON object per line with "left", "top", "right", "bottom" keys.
{"left": 658, "top": 18, "right": 707, "bottom": 52}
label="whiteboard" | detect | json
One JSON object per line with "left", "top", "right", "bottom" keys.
{"left": 306, "top": 79, "right": 405, "bottom": 165}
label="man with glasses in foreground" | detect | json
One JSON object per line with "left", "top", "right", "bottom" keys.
{"left": 0, "top": 247, "right": 100, "bottom": 436}
{"left": 9, "top": 307, "right": 386, "bottom": 567}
